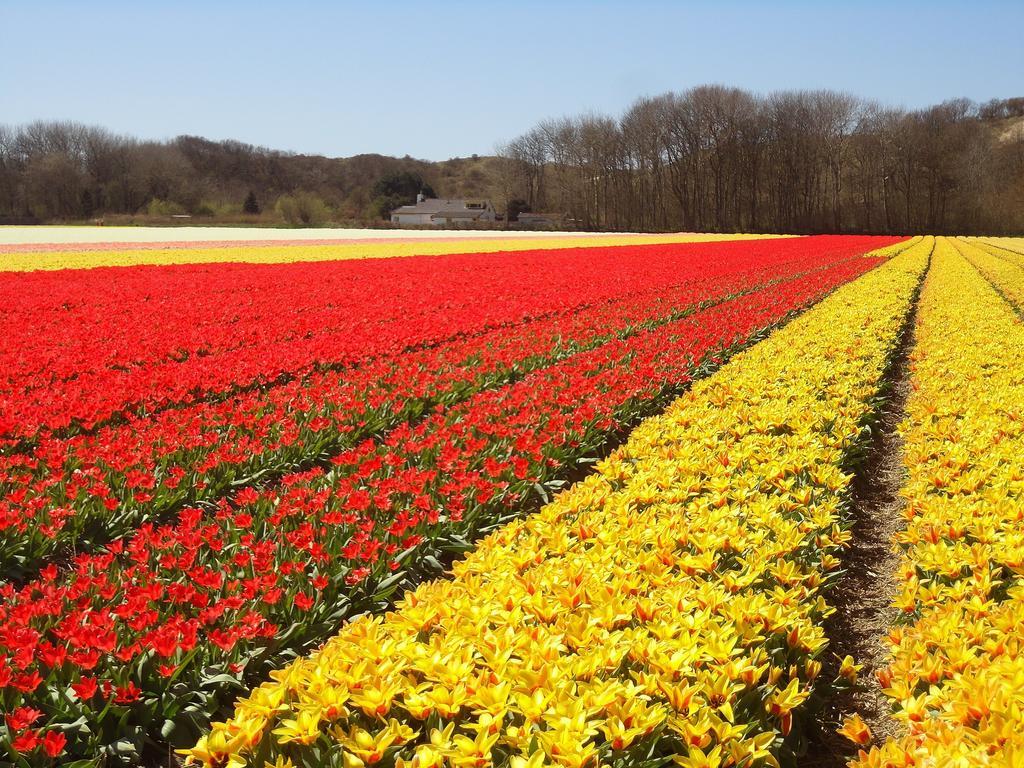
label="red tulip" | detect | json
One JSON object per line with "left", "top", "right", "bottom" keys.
{"left": 42, "top": 730, "right": 67, "bottom": 758}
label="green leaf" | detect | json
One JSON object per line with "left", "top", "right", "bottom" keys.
{"left": 109, "top": 738, "right": 139, "bottom": 757}
{"left": 532, "top": 482, "right": 549, "bottom": 503}
{"left": 201, "top": 673, "right": 244, "bottom": 688}
{"left": 373, "top": 571, "right": 406, "bottom": 596}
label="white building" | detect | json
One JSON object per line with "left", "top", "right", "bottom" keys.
{"left": 390, "top": 194, "right": 497, "bottom": 226}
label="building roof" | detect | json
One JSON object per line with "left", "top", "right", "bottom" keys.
{"left": 391, "top": 198, "right": 492, "bottom": 216}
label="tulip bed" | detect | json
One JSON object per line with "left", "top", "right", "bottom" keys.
{"left": 0, "top": 235, "right": 912, "bottom": 766}
{"left": 972, "top": 236, "right": 1024, "bottom": 260}
{"left": 179, "top": 240, "right": 931, "bottom": 768}
{"left": 0, "top": 237, "right": 837, "bottom": 442}
{"left": 0, "top": 237, "right": 906, "bottom": 579}
{"left": 4, "top": 234, "right": 909, "bottom": 581}
{"left": 0, "top": 241, "right": 725, "bottom": 438}
{"left": 0, "top": 233, "right": 780, "bottom": 272}
{"left": 11, "top": 229, "right": 1024, "bottom": 768}
{"left": 958, "top": 239, "right": 1024, "bottom": 311}
{"left": 851, "top": 239, "right": 1024, "bottom": 766}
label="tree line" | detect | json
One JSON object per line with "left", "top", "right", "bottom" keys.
{"left": 1, "top": 87, "right": 1021, "bottom": 233}
{"left": 497, "top": 88, "right": 1024, "bottom": 234}
{"left": 0, "top": 125, "right": 500, "bottom": 226}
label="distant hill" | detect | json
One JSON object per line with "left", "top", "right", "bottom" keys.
{"left": 0, "top": 125, "right": 508, "bottom": 226}
{"left": 991, "top": 115, "right": 1024, "bottom": 144}
{"left": 169, "top": 136, "right": 507, "bottom": 223}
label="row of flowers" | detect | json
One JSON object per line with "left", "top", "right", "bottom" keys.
{"left": 180, "top": 240, "right": 931, "bottom": 768}
{"left": 0, "top": 249, "right": 900, "bottom": 765}
{"left": 958, "top": 238, "right": 1024, "bottom": 310}
{"left": 2, "top": 237, "right": 858, "bottom": 441}
{"left": 850, "top": 238, "right": 1024, "bottom": 766}
{"left": 968, "top": 237, "right": 1024, "bottom": 261}
{"left": 0, "top": 241, "right": 885, "bottom": 577}
{"left": 0, "top": 233, "right": 767, "bottom": 268}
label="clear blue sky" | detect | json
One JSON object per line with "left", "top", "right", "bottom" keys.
{"left": 2, "top": 0, "right": 1021, "bottom": 160}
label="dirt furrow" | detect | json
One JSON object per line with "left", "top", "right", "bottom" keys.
{"left": 801, "top": 244, "right": 931, "bottom": 766}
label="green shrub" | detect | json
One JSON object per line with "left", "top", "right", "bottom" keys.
{"left": 146, "top": 198, "right": 186, "bottom": 216}
{"left": 275, "top": 192, "right": 330, "bottom": 226}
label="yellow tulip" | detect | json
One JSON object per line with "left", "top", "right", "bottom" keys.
{"left": 509, "top": 750, "right": 548, "bottom": 768}
{"left": 837, "top": 713, "right": 873, "bottom": 746}
{"left": 671, "top": 744, "right": 724, "bottom": 768}
{"left": 837, "top": 654, "right": 861, "bottom": 684}
{"left": 448, "top": 728, "right": 501, "bottom": 768}
{"left": 178, "top": 730, "right": 250, "bottom": 768}
{"left": 271, "top": 708, "right": 322, "bottom": 746}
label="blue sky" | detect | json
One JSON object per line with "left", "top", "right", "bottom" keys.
{"left": 2, "top": 0, "right": 1021, "bottom": 160}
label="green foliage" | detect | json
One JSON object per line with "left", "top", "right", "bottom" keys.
{"left": 371, "top": 171, "right": 435, "bottom": 201}
{"left": 146, "top": 198, "right": 186, "bottom": 217}
{"left": 369, "top": 171, "right": 436, "bottom": 219}
{"left": 367, "top": 196, "right": 400, "bottom": 220}
{"left": 275, "top": 192, "right": 331, "bottom": 227}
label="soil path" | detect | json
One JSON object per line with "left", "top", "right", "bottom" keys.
{"left": 801, "top": 252, "right": 929, "bottom": 766}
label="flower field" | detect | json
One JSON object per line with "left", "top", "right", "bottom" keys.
{"left": 0, "top": 231, "right": 780, "bottom": 272}
{"left": 0, "top": 235, "right": 792, "bottom": 438}
{"left": 850, "top": 238, "right": 1024, "bottom": 765}
{"left": 1, "top": 232, "right": 1022, "bottom": 768}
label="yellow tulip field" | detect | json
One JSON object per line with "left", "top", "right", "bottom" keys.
{"left": 851, "top": 238, "right": 1024, "bottom": 766}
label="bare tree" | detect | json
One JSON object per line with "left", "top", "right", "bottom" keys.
{"left": 4, "top": 92, "right": 1023, "bottom": 233}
